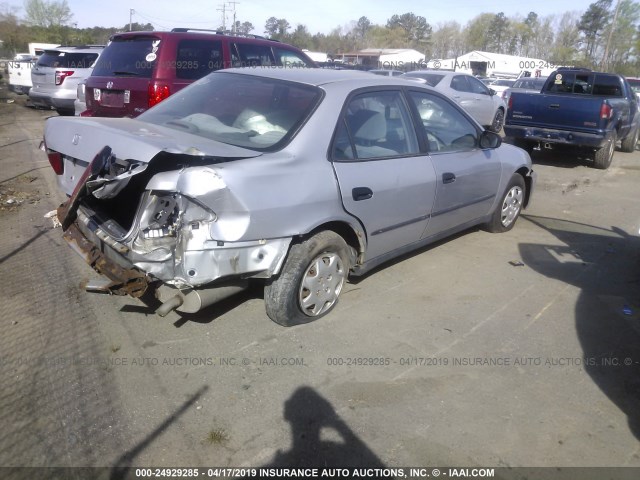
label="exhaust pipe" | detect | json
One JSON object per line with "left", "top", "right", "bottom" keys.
{"left": 156, "top": 295, "right": 184, "bottom": 317}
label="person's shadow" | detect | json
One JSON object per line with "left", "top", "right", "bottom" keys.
{"left": 519, "top": 215, "right": 640, "bottom": 440}
{"left": 250, "top": 386, "right": 387, "bottom": 472}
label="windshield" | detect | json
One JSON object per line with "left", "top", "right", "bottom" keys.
{"left": 140, "top": 72, "right": 322, "bottom": 151}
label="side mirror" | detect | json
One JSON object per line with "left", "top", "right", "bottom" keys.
{"left": 489, "top": 88, "right": 497, "bottom": 96}
{"left": 479, "top": 130, "right": 502, "bottom": 149}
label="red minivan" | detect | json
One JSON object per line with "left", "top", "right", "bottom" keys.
{"left": 83, "top": 28, "right": 316, "bottom": 117}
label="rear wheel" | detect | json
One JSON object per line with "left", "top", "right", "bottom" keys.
{"left": 264, "top": 231, "right": 351, "bottom": 326}
{"left": 593, "top": 132, "right": 616, "bottom": 169}
{"left": 486, "top": 174, "right": 525, "bottom": 233}
{"left": 620, "top": 126, "right": 639, "bottom": 153}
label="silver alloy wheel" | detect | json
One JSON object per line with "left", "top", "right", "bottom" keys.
{"left": 299, "top": 252, "right": 345, "bottom": 317}
{"left": 501, "top": 185, "right": 524, "bottom": 227}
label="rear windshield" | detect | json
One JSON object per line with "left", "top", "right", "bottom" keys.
{"left": 140, "top": 72, "right": 321, "bottom": 151}
{"left": 91, "top": 37, "right": 157, "bottom": 78}
{"left": 403, "top": 73, "right": 444, "bottom": 87}
{"left": 37, "top": 51, "right": 99, "bottom": 69}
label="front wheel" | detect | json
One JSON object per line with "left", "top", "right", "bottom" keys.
{"left": 485, "top": 174, "right": 525, "bottom": 233}
{"left": 620, "top": 126, "right": 639, "bottom": 153}
{"left": 264, "top": 231, "right": 351, "bottom": 326}
{"left": 490, "top": 109, "right": 505, "bottom": 133}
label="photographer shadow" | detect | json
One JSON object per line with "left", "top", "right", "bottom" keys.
{"left": 519, "top": 215, "right": 640, "bottom": 440}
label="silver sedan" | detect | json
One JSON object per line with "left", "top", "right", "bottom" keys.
{"left": 44, "top": 68, "right": 534, "bottom": 326}
{"left": 401, "top": 70, "right": 507, "bottom": 132}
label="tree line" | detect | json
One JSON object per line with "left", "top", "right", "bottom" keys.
{"left": 1, "top": 0, "right": 639, "bottom": 75}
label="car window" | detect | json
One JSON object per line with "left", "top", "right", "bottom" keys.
{"left": 408, "top": 91, "right": 479, "bottom": 153}
{"left": 468, "top": 76, "right": 490, "bottom": 94}
{"left": 450, "top": 75, "right": 470, "bottom": 92}
{"left": 593, "top": 74, "right": 623, "bottom": 96}
{"left": 273, "top": 47, "right": 313, "bottom": 68}
{"left": 332, "top": 91, "right": 419, "bottom": 161}
{"left": 140, "top": 72, "right": 321, "bottom": 151}
{"left": 232, "top": 43, "right": 276, "bottom": 67}
{"left": 176, "top": 39, "right": 223, "bottom": 79}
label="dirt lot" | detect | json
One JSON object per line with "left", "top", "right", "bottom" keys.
{"left": 1, "top": 83, "right": 639, "bottom": 477}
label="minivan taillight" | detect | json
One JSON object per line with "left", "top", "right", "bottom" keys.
{"left": 600, "top": 102, "right": 613, "bottom": 120}
{"left": 148, "top": 83, "right": 171, "bottom": 107}
{"left": 47, "top": 151, "right": 63, "bottom": 175}
{"left": 55, "top": 71, "right": 74, "bottom": 85}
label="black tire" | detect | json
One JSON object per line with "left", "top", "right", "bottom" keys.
{"left": 485, "top": 173, "right": 526, "bottom": 233}
{"left": 490, "top": 108, "right": 505, "bottom": 133}
{"left": 264, "top": 231, "right": 351, "bottom": 326}
{"left": 620, "top": 126, "right": 639, "bottom": 153}
{"left": 56, "top": 108, "right": 75, "bottom": 116}
{"left": 593, "top": 131, "right": 616, "bottom": 169}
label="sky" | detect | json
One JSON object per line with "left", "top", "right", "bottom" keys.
{"left": 11, "top": 0, "right": 598, "bottom": 34}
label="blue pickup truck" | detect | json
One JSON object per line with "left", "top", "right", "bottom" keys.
{"left": 504, "top": 69, "right": 639, "bottom": 169}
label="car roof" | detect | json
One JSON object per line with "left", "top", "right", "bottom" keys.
{"left": 217, "top": 67, "right": 425, "bottom": 87}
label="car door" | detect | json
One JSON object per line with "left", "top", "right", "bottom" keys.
{"left": 406, "top": 90, "right": 501, "bottom": 238}
{"left": 331, "top": 90, "right": 437, "bottom": 262}
{"left": 449, "top": 75, "right": 494, "bottom": 126}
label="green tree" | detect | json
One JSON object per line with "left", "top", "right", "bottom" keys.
{"left": 464, "top": 13, "right": 495, "bottom": 51}
{"left": 486, "top": 12, "right": 509, "bottom": 52}
{"left": 386, "top": 12, "right": 431, "bottom": 47}
{"left": 264, "top": 17, "right": 290, "bottom": 40}
{"left": 23, "top": 0, "right": 72, "bottom": 28}
{"left": 578, "top": 0, "right": 613, "bottom": 61}
{"left": 551, "top": 12, "right": 582, "bottom": 64}
{"left": 429, "top": 21, "right": 463, "bottom": 59}
{"left": 355, "top": 16, "right": 372, "bottom": 40}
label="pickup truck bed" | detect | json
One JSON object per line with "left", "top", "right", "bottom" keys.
{"left": 504, "top": 69, "right": 639, "bottom": 169}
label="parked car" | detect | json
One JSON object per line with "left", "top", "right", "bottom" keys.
{"left": 502, "top": 76, "right": 547, "bottom": 106}
{"left": 8, "top": 54, "right": 37, "bottom": 95}
{"left": 505, "top": 69, "right": 640, "bottom": 169}
{"left": 368, "top": 69, "right": 405, "bottom": 77}
{"left": 401, "top": 70, "right": 507, "bottom": 132}
{"left": 487, "top": 78, "right": 515, "bottom": 96}
{"left": 626, "top": 77, "right": 640, "bottom": 100}
{"left": 74, "top": 79, "right": 87, "bottom": 116}
{"left": 83, "top": 28, "right": 316, "bottom": 118}
{"left": 29, "top": 46, "right": 104, "bottom": 115}
{"left": 44, "top": 68, "right": 535, "bottom": 325}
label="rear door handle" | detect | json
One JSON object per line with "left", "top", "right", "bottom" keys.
{"left": 442, "top": 172, "right": 456, "bottom": 184}
{"left": 352, "top": 187, "right": 373, "bottom": 201}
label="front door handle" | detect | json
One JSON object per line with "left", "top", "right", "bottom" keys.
{"left": 442, "top": 172, "right": 456, "bottom": 184}
{"left": 352, "top": 187, "right": 373, "bottom": 201}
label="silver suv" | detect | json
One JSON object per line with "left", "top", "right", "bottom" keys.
{"left": 30, "top": 46, "right": 104, "bottom": 116}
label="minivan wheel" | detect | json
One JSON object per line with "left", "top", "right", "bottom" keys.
{"left": 264, "top": 231, "right": 350, "bottom": 326}
{"left": 486, "top": 173, "right": 525, "bottom": 233}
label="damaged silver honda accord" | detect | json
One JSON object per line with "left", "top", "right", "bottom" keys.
{"left": 44, "top": 68, "right": 535, "bottom": 326}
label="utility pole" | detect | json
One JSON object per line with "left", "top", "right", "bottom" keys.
{"left": 228, "top": 1, "right": 239, "bottom": 34}
{"left": 217, "top": 3, "right": 227, "bottom": 31}
{"left": 129, "top": 9, "right": 134, "bottom": 31}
